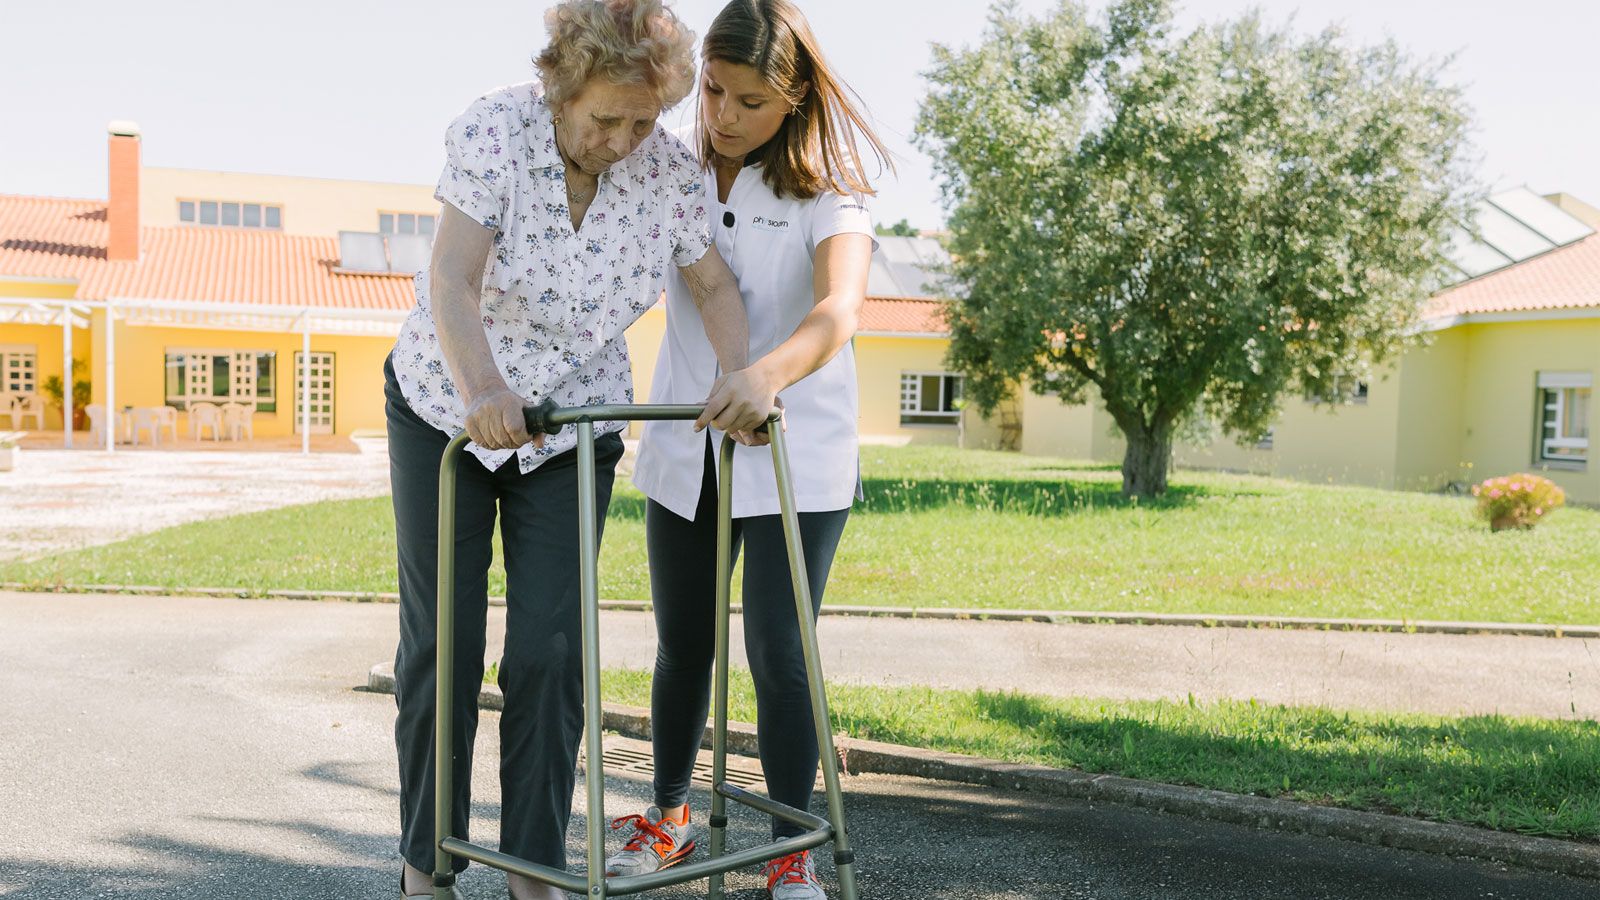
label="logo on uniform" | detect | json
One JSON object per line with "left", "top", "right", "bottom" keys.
{"left": 750, "top": 215, "right": 791, "bottom": 233}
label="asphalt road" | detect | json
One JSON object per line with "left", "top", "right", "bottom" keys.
{"left": 1, "top": 591, "right": 1595, "bottom": 899}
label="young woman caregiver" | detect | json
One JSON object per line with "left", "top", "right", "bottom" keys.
{"left": 615, "top": 1, "right": 891, "bottom": 897}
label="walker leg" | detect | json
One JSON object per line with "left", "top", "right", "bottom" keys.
{"left": 434, "top": 433, "right": 470, "bottom": 900}
{"left": 707, "top": 435, "right": 738, "bottom": 900}
{"left": 769, "top": 427, "right": 859, "bottom": 900}
{"left": 577, "top": 422, "right": 608, "bottom": 899}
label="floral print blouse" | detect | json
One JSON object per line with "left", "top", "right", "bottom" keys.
{"left": 392, "top": 81, "right": 713, "bottom": 473}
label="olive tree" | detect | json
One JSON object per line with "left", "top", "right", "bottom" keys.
{"left": 917, "top": 0, "right": 1475, "bottom": 496}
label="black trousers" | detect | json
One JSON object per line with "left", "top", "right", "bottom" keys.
{"left": 386, "top": 354, "right": 623, "bottom": 873}
{"left": 647, "top": 440, "right": 850, "bottom": 839}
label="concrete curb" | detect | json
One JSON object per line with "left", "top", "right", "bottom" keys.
{"left": 8, "top": 582, "right": 1600, "bottom": 638}
{"left": 364, "top": 663, "right": 1600, "bottom": 881}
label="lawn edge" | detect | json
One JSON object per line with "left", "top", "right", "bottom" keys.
{"left": 9, "top": 582, "right": 1600, "bottom": 638}
{"left": 362, "top": 662, "right": 1600, "bottom": 881}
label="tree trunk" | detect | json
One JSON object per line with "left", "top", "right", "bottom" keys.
{"left": 1121, "top": 424, "right": 1173, "bottom": 499}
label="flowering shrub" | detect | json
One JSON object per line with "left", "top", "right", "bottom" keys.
{"left": 1471, "top": 474, "right": 1565, "bottom": 531}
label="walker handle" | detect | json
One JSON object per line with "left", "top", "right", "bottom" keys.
{"left": 518, "top": 401, "right": 778, "bottom": 438}
{"left": 522, "top": 398, "right": 563, "bottom": 438}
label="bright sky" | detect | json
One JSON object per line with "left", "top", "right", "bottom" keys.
{"left": 1, "top": 0, "right": 1594, "bottom": 229}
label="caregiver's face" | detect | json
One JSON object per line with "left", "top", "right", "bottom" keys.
{"left": 700, "top": 58, "right": 791, "bottom": 159}
{"left": 558, "top": 80, "right": 661, "bottom": 175}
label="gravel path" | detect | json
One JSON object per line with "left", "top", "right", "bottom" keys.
{"left": 0, "top": 444, "right": 391, "bottom": 561}
{"left": 0, "top": 439, "right": 648, "bottom": 563}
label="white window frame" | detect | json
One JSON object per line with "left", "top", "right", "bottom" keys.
{"left": 178, "top": 199, "right": 282, "bottom": 230}
{"left": 1538, "top": 371, "right": 1591, "bottom": 465}
{"left": 0, "top": 344, "right": 39, "bottom": 395}
{"left": 899, "top": 371, "right": 964, "bottom": 427}
{"left": 379, "top": 211, "right": 437, "bottom": 236}
{"left": 1309, "top": 378, "right": 1369, "bottom": 406}
{"left": 164, "top": 348, "right": 276, "bottom": 412}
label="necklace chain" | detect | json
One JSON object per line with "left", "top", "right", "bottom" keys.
{"left": 566, "top": 179, "right": 594, "bottom": 204}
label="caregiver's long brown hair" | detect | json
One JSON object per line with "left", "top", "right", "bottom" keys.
{"left": 698, "top": 0, "right": 893, "bottom": 199}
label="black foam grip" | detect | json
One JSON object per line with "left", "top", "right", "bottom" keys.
{"left": 522, "top": 398, "right": 563, "bottom": 437}
{"left": 834, "top": 850, "right": 855, "bottom": 866}
{"left": 709, "top": 814, "right": 729, "bottom": 829}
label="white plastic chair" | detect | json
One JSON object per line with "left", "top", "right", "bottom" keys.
{"left": 130, "top": 407, "right": 162, "bottom": 447}
{"left": 190, "top": 402, "right": 224, "bottom": 441}
{"left": 85, "top": 404, "right": 107, "bottom": 445}
{"left": 156, "top": 405, "right": 180, "bottom": 442}
{"left": 220, "top": 402, "right": 255, "bottom": 441}
{"left": 12, "top": 393, "right": 45, "bottom": 430}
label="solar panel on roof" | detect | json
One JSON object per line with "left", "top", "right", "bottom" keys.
{"left": 865, "top": 264, "right": 904, "bottom": 297}
{"left": 1439, "top": 190, "right": 1596, "bottom": 287}
{"left": 338, "top": 231, "right": 389, "bottom": 273}
{"left": 868, "top": 235, "right": 952, "bottom": 298}
{"left": 386, "top": 234, "right": 432, "bottom": 274}
{"left": 1444, "top": 226, "right": 1514, "bottom": 279}
{"left": 1472, "top": 203, "right": 1556, "bottom": 262}
{"left": 1490, "top": 188, "right": 1595, "bottom": 245}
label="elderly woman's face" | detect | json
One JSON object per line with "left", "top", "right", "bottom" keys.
{"left": 700, "top": 59, "right": 791, "bottom": 160}
{"left": 557, "top": 80, "right": 662, "bottom": 175}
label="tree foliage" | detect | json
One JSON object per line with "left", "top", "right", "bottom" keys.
{"left": 875, "top": 218, "right": 922, "bottom": 237}
{"left": 916, "top": 0, "right": 1477, "bottom": 496}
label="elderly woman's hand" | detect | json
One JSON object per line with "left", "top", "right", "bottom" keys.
{"left": 696, "top": 365, "right": 780, "bottom": 443}
{"left": 465, "top": 387, "right": 543, "bottom": 451}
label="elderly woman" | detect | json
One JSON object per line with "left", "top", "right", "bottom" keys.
{"left": 384, "top": 2, "right": 769, "bottom": 897}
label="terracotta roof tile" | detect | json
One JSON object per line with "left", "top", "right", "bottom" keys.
{"left": 1428, "top": 233, "right": 1600, "bottom": 319}
{"left": 859, "top": 296, "right": 947, "bottom": 335}
{"left": 0, "top": 193, "right": 413, "bottom": 312}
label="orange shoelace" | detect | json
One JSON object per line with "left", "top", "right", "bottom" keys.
{"left": 611, "top": 813, "right": 676, "bottom": 855}
{"left": 763, "top": 851, "right": 813, "bottom": 888}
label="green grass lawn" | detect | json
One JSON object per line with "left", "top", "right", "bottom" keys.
{"left": 8, "top": 445, "right": 1600, "bottom": 623}
{"left": 576, "top": 668, "right": 1599, "bottom": 841}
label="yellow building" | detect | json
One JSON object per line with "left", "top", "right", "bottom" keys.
{"left": 0, "top": 123, "right": 413, "bottom": 450}
{"left": 0, "top": 122, "right": 968, "bottom": 451}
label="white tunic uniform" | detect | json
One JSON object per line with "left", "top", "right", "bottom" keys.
{"left": 632, "top": 164, "right": 876, "bottom": 520}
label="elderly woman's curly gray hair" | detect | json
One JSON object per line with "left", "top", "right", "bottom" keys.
{"left": 534, "top": 0, "right": 697, "bottom": 112}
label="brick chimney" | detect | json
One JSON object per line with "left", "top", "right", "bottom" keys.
{"left": 107, "top": 120, "right": 141, "bottom": 261}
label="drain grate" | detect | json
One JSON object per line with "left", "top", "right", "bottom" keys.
{"left": 599, "top": 743, "right": 769, "bottom": 790}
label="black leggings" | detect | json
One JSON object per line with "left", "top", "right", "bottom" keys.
{"left": 648, "top": 442, "right": 850, "bottom": 839}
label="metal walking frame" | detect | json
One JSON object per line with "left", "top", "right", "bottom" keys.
{"left": 431, "top": 401, "right": 859, "bottom": 899}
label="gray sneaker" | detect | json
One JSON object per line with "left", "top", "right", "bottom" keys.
{"left": 604, "top": 806, "right": 696, "bottom": 877}
{"left": 762, "top": 850, "right": 826, "bottom": 900}
{"left": 401, "top": 872, "right": 467, "bottom": 899}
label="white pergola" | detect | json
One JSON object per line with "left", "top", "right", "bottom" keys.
{"left": 0, "top": 293, "right": 405, "bottom": 455}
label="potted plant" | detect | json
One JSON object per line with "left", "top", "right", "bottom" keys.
{"left": 1471, "top": 473, "right": 1565, "bottom": 532}
{"left": 0, "top": 434, "right": 18, "bottom": 472}
{"left": 42, "top": 357, "right": 92, "bottom": 431}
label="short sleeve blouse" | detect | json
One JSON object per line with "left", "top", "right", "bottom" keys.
{"left": 392, "top": 81, "right": 713, "bottom": 473}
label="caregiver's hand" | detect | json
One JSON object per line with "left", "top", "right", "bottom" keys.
{"left": 732, "top": 396, "right": 782, "bottom": 447}
{"left": 696, "top": 365, "right": 778, "bottom": 444}
{"left": 465, "top": 386, "right": 543, "bottom": 450}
